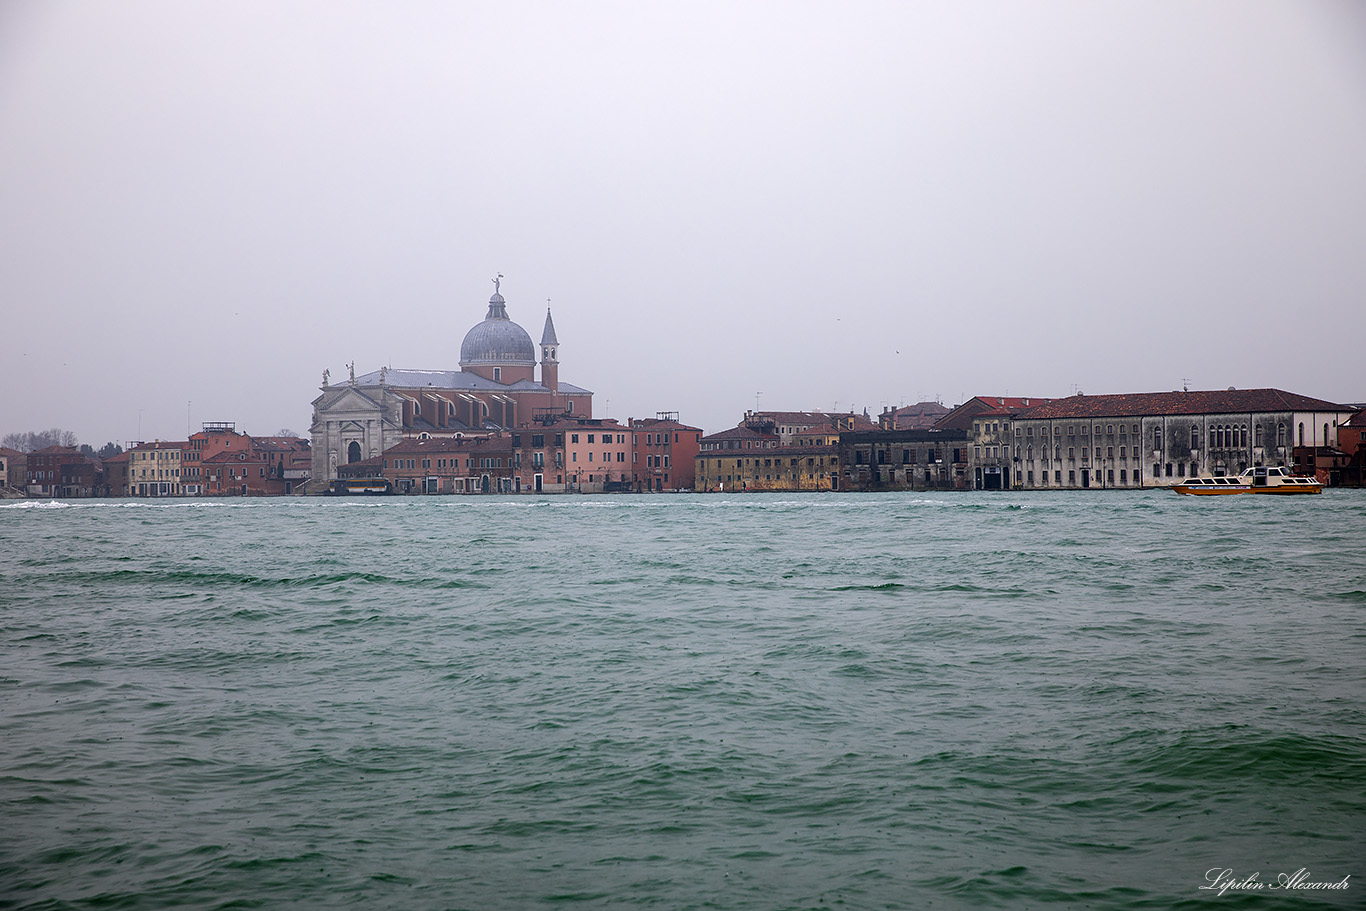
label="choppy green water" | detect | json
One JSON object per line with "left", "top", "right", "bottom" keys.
{"left": 2, "top": 491, "right": 1363, "bottom": 910}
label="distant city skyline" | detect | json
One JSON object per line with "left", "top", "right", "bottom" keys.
{"left": 3, "top": 1, "right": 1364, "bottom": 446}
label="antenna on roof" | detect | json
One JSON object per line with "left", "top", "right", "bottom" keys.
{"left": 1182, "top": 377, "right": 1190, "bottom": 393}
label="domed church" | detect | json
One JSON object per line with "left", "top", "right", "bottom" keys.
{"left": 310, "top": 278, "right": 592, "bottom": 483}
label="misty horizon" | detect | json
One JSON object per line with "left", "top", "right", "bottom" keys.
{"left": 3, "top": 1, "right": 1363, "bottom": 446}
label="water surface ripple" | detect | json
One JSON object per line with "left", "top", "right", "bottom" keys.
{"left": 2, "top": 492, "right": 1363, "bottom": 909}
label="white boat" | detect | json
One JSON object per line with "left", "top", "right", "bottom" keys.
{"left": 1171, "top": 466, "right": 1322, "bottom": 496}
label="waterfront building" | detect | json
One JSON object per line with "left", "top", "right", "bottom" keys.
{"left": 310, "top": 282, "right": 592, "bottom": 486}
{"left": 184, "top": 423, "right": 246, "bottom": 494}
{"left": 25, "top": 446, "right": 93, "bottom": 497}
{"left": 127, "top": 441, "right": 186, "bottom": 497}
{"left": 696, "top": 442, "right": 840, "bottom": 492}
{"left": 929, "top": 396, "right": 1052, "bottom": 491}
{"left": 201, "top": 449, "right": 266, "bottom": 496}
{"left": 694, "top": 410, "right": 878, "bottom": 492}
{"left": 1337, "top": 409, "right": 1366, "bottom": 487}
{"left": 101, "top": 451, "right": 130, "bottom": 497}
{"left": 376, "top": 435, "right": 518, "bottom": 494}
{"left": 544, "top": 416, "right": 631, "bottom": 493}
{"left": 628, "top": 414, "right": 703, "bottom": 491}
{"left": 340, "top": 412, "right": 703, "bottom": 495}
{"left": 0, "top": 446, "right": 26, "bottom": 491}
{"left": 184, "top": 427, "right": 311, "bottom": 496}
{"left": 1007, "top": 388, "right": 1356, "bottom": 489}
{"left": 58, "top": 455, "right": 102, "bottom": 498}
{"left": 253, "top": 436, "right": 312, "bottom": 495}
{"left": 838, "top": 428, "right": 970, "bottom": 491}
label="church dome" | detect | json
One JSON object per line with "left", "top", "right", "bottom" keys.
{"left": 460, "top": 289, "right": 536, "bottom": 367}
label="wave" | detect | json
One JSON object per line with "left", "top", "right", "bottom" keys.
{"left": 1123, "top": 728, "right": 1366, "bottom": 787}
{"left": 41, "top": 568, "right": 489, "bottom": 590}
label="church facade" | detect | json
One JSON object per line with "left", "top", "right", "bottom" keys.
{"left": 310, "top": 281, "right": 592, "bottom": 484}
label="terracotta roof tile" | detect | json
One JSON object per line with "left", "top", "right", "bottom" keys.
{"left": 1016, "top": 388, "right": 1350, "bottom": 420}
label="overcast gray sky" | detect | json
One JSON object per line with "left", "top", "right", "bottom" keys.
{"left": 2, "top": 0, "right": 1363, "bottom": 446}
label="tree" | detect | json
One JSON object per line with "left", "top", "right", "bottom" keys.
{"left": 1, "top": 429, "right": 79, "bottom": 452}
{"left": 275, "top": 428, "right": 301, "bottom": 438}
{"left": 98, "top": 442, "right": 124, "bottom": 459}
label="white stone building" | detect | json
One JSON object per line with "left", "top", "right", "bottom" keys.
{"left": 1004, "top": 388, "right": 1355, "bottom": 489}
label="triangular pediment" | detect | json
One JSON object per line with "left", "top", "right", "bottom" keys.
{"left": 318, "top": 386, "right": 383, "bottom": 414}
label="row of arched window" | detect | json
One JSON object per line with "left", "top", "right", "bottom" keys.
{"left": 1155, "top": 422, "right": 1290, "bottom": 453}
{"left": 1201, "top": 425, "right": 1249, "bottom": 449}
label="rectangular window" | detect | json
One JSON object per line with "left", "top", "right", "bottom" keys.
{"left": 571, "top": 434, "right": 579, "bottom": 444}
{"left": 1068, "top": 447, "right": 1075, "bottom": 460}
{"left": 588, "top": 452, "right": 594, "bottom": 462}
{"left": 587, "top": 434, "right": 595, "bottom": 444}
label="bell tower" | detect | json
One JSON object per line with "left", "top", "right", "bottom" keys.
{"left": 540, "top": 306, "right": 559, "bottom": 394}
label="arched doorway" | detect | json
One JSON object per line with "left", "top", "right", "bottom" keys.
{"left": 348, "top": 441, "right": 362, "bottom": 463}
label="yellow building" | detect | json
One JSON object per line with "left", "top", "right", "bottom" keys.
{"left": 128, "top": 441, "right": 186, "bottom": 497}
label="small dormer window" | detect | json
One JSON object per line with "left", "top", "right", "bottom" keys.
{"left": 493, "top": 367, "right": 502, "bottom": 382}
